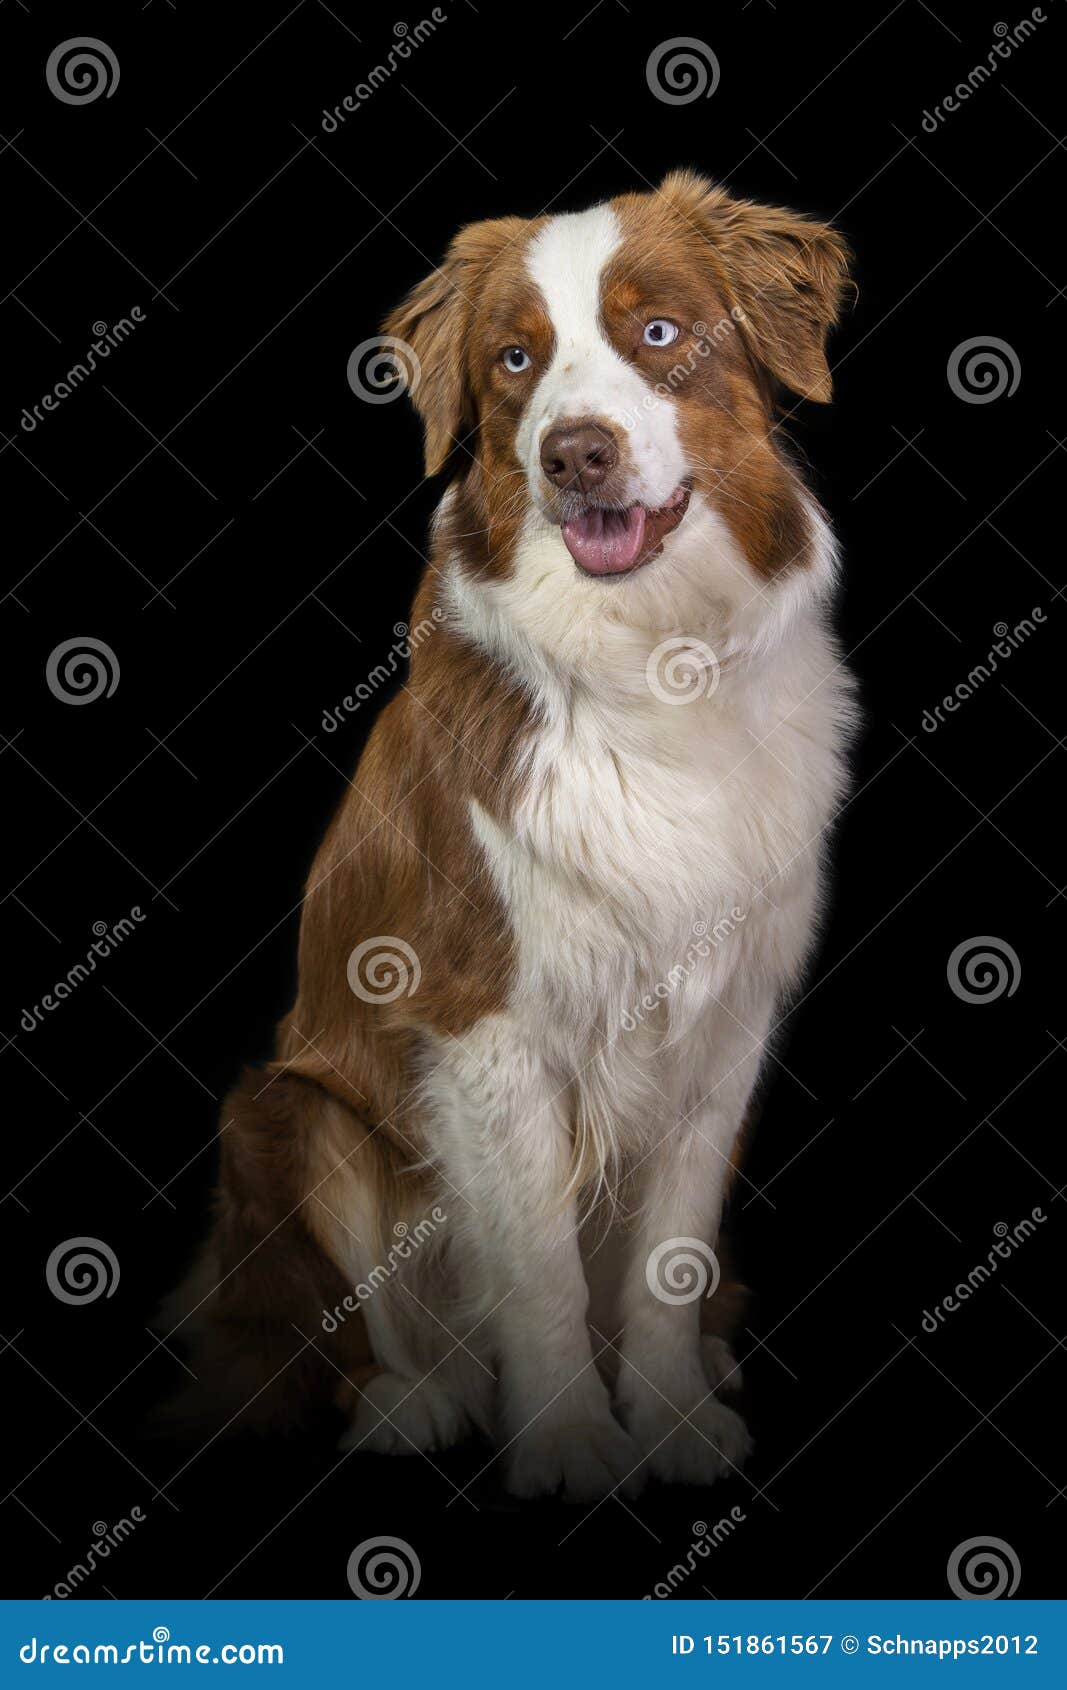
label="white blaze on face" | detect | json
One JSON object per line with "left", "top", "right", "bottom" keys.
{"left": 518, "top": 204, "right": 686, "bottom": 512}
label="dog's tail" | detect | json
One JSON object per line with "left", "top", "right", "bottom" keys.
{"left": 153, "top": 1066, "right": 375, "bottom": 1442}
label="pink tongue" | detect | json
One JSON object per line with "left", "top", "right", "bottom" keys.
{"left": 562, "top": 505, "right": 647, "bottom": 575}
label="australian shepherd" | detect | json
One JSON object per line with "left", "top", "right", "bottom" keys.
{"left": 165, "top": 170, "right": 854, "bottom": 1503}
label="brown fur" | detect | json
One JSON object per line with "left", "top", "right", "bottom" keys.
{"left": 163, "top": 173, "right": 846, "bottom": 1440}
{"left": 158, "top": 1070, "right": 377, "bottom": 1435}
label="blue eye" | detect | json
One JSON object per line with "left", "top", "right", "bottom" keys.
{"left": 502, "top": 346, "right": 531, "bottom": 372}
{"left": 643, "top": 319, "right": 679, "bottom": 346}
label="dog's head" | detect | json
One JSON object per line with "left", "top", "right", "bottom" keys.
{"left": 384, "top": 171, "right": 850, "bottom": 589}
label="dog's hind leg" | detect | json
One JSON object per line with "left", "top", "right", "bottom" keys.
{"left": 155, "top": 1067, "right": 374, "bottom": 1439}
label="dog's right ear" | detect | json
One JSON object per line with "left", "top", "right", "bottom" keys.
{"left": 383, "top": 216, "right": 526, "bottom": 477}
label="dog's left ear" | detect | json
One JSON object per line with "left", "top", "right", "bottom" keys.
{"left": 383, "top": 216, "right": 526, "bottom": 476}
{"left": 658, "top": 170, "right": 852, "bottom": 403}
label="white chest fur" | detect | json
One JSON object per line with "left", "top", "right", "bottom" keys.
{"left": 443, "top": 500, "right": 854, "bottom": 1162}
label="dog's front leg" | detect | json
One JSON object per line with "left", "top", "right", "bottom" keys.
{"left": 428, "top": 1017, "right": 642, "bottom": 1502}
{"left": 615, "top": 1032, "right": 762, "bottom": 1487}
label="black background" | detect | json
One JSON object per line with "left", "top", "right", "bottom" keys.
{"left": 2, "top": 0, "right": 1063, "bottom": 1601}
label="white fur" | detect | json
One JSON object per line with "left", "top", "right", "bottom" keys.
{"left": 351, "top": 207, "right": 854, "bottom": 1502}
{"left": 518, "top": 204, "right": 686, "bottom": 511}
{"left": 408, "top": 495, "right": 853, "bottom": 1499}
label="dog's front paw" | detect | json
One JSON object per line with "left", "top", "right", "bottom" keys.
{"left": 637, "top": 1397, "right": 752, "bottom": 1488}
{"left": 339, "top": 1371, "right": 472, "bottom": 1455}
{"left": 506, "top": 1416, "right": 644, "bottom": 1503}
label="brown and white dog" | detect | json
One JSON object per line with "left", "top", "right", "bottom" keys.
{"left": 167, "top": 171, "right": 854, "bottom": 1502}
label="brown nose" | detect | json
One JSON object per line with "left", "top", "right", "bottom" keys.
{"left": 540, "top": 422, "right": 619, "bottom": 492}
